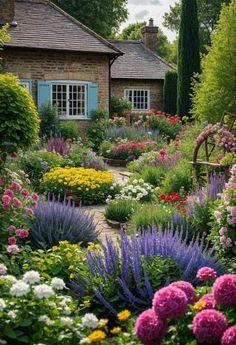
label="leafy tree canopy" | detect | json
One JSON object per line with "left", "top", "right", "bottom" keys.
{"left": 0, "top": 25, "right": 10, "bottom": 71}
{"left": 52, "top": 0, "right": 128, "bottom": 38}
{"left": 163, "top": 0, "right": 231, "bottom": 52}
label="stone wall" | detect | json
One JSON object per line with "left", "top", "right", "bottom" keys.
{"left": 111, "top": 79, "right": 164, "bottom": 110}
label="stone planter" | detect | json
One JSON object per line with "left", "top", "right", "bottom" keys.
{"left": 106, "top": 218, "right": 127, "bottom": 230}
{"left": 103, "top": 157, "right": 128, "bottom": 167}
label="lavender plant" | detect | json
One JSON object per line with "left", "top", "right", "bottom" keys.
{"left": 106, "top": 126, "right": 163, "bottom": 144}
{"left": 45, "top": 137, "right": 70, "bottom": 156}
{"left": 71, "top": 227, "right": 222, "bottom": 313}
{"left": 29, "top": 200, "right": 99, "bottom": 249}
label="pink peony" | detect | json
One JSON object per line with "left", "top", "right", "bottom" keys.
{"left": 8, "top": 236, "right": 17, "bottom": 245}
{"left": 12, "top": 197, "right": 23, "bottom": 208}
{"left": 152, "top": 286, "right": 188, "bottom": 320}
{"left": 31, "top": 193, "right": 39, "bottom": 201}
{"left": 222, "top": 325, "right": 236, "bottom": 345}
{"left": 21, "top": 189, "right": 29, "bottom": 197}
{"left": 15, "top": 229, "right": 29, "bottom": 238}
{"left": 2, "top": 203, "right": 10, "bottom": 210}
{"left": 199, "top": 293, "right": 216, "bottom": 309}
{"left": 4, "top": 189, "right": 14, "bottom": 197}
{"left": 2, "top": 195, "right": 11, "bottom": 204}
{"left": 7, "top": 244, "right": 20, "bottom": 254}
{"left": 213, "top": 274, "right": 236, "bottom": 305}
{"left": 10, "top": 181, "right": 21, "bottom": 190}
{"left": 169, "top": 281, "right": 196, "bottom": 304}
{"left": 135, "top": 309, "right": 166, "bottom": 345}
{"left": 193, "top": 309, "right": 227, "bottom": 344}
{"left": 25, "top": 207, "right": 34, "bottom": 216}
{"left": 0, "top": 264, "right": 7, "bottom": 275}
{"left": 196, "top": 267, "right": 217, "bottom": 281}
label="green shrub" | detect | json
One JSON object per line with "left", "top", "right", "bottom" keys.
{"left": 0, "top": 74, "right": 39, "bottom": 162}
{"left": 220, "top": 152, "right": 236, "bottom": 166}
{"left": 39, "top": 103, "right": 60, "bottom": 138}
{"left": 136, "top": 166, "right": 165, "bottom": 187}
{"left": 111, "top": 97, "right": 132, "bottom": 116}
{"left": 105, "top": 199, "right": 138, "bottom": 223}
{"left": 87, "top": 110, "right": 108, "bottom": 150}
{"left": 59, "top": 120, "right": 79, "bottom": 139}
{"left": 64, "top": 146, "right": 88, "bottom": 167}
{"left": 148, "top": 114, "right": 182, "bottom": 140}
{"left": 163, "top": 70, "right": 178, "bottom": 115}
{"left": 161, "top": 160, "right": 193, "bottom": 194}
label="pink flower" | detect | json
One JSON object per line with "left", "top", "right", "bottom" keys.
{"left": 222, "top": 325, "right": 236, "bottom": 345}
{"left": 4, "top": 189, "right": 14, "bottom": 197}
{"left": 193, "top": 309, "right": 227, "bottom": 344}
{"left": 213, "top": 274, "right": 236, "bottom": 305}
{"left": 214, "top": 210, "right": 222, "bottom": 220}
{"left": 135, "top": 309, "right": 166, "bottom": 345}
{"left": 15, "top": 229, "right": 29, "bottom": 238}
{"left": 152, "top": 286, "right": 188, "bottom": 320}
{"left": 31, "top": 193, "right": 39, "bottom": 201}
{"left": 199, "top": 293, "right": 216, "bottom": 309}
{"left": 7, "top": 244, "right": 20, "bottom": 254}
{"left": 2, "top": 195, "right": 11, "bottom": 204}
{"left": 0, "top": 264, "right": 7, "bottom": 275}
{"left": 10, "top": 181, "right": 21, "bottom": 190}
{"left": 196, "top": 267, "right": 217, "bottom": 281}
{"left": 12, "top": 197, "right": 23, "bottom": 208}
{"left": 32, "top": 201, "right": 38, "bottom": 207}
{"left": 25, "top": 207, "right": 34, "bottom": 216}
{"left": 230, "top": 165, "right": 236, "bottom": 176}
{"left": 219, "top": 227, "right": 228, "bottom": 236}
{"left": 8, "top": 236, "right": 17, "bottom": 245}
{"left": 2, "top": 203, "right": 10, "bottom": 210}
{"left": 8, "top": 225, "right": 16, "bottom": 232}
{"left": 21, "top": 189, "right": 29, "bottom": 197}
{"left": 169, "top": 281, "right": 196, "bottom": 304}
{"left": 0, "top": 178, "right": 4, "bottom": 186}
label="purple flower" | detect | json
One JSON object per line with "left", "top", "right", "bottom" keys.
{"left": 221, "top": 325, "right": 236, "bottom": 345}
{"left": 196, "top": 267, "right": 217, "bottom": 281}
{"left": 213, "top": 274, "right": 236, "bottom": 306}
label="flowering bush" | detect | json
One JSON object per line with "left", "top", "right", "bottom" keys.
{"left": 135, "top": 271, "right": 236, "bottom": 345}
{"left": 108, "top": 116, "right": 127, "bottom": 127}
{"left": 40, "top": 167, "right": 118, "bottom": 205}
{"left": 105, "top": 126, "right": 162, "bottom": 144}
{"left": 209, "top": 165, "right": 236, "bottom": 256}
{"left": 107, "top": 179, "right": 154, "bottom": 202}
{"left": 0, "top": 169, "right": 37, "bottom": 252}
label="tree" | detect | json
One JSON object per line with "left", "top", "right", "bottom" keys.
{"left": 192, "top": 0, "right": 236, "bottom": 123}
{"left": 52, "top": 0, "right": 128, "bottom": 38}
{"left": 163, "top": 0, "right": 231, "bottom": 53}
{"left": 163, "top": 70, "right": 178, "bottom": 115}
{"left": 177, "top": 0, "right": 200, "bottom": 117}
{"left": 0, "top": 25, "right": 10, "bottom": 71}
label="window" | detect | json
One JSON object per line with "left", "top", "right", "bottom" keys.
{"left": 52, "top": 83, "right": 87, "bottom": 118}
{"left": 19, "top": 79, "right": 32, "bottom": 94}
{"left": 124, "top": 89, "right": 150, "bottom": 111}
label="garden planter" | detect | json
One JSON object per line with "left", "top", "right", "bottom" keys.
{"left": 103, "top": 157, "right": 128, "bottom": 167}
{"left": 106, "top": 218, "right": 127, "bottom": 230}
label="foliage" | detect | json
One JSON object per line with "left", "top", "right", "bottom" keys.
{"left": 82, "top": 150, "right": 108, "bottom": 171}
{"left": 136, "top": 166, "right": 165, "bottom": 187}
{"left": 105, "top": 199, "right": 138, "bottom": 223}
{"left": 0, "top": 25, "right": 10, "bottom": 70}
{"left": 161, "top": 160, "right": 193, "bottom": 194}
{"left": 220, "top": 153, "right": 236, "bottom": 166}
{"left": 177, "top": 0, "right": 200, "bottom": 117}
{"left": 127, "top": 151, "right": 159, "bottom": 172}
{"left": 72, "top": 228, "right": 222, "bottom": 313}
{"left": 192, "top": 0, "right": 236, "bottom": 122}
{"left": 39, "top": 103, "right": 60, "bottom": 139}
{"left": 105, "top": 126, "right": 162, "bottom": 143}
{"left": 29, "top": 200, "right": 99, "bottom": 250}
{"left": 52, "top": 0, "right": 128, "bottom": 37}
{"left": 87, "top": 110, "right": 108, "bottom": 150}
{"left": 110, "top": 97, "right": 131, "bottom": 116}
{"left": 163, "top": 70, "right": 178, "bottom": 115}
{"left": 59, "top": 120, "right": 80, "bottom": 139}
{"left": 40, "top": 167, "right": 118, "bottom": 206}
{"left": 0, "top": 168, "right": 36, "bottom": 251}
{"left": 0, "top": 74, "right": 40, "bottom": 162}
{"left": 108, "top": 116, "right": 127, "bottom": 127}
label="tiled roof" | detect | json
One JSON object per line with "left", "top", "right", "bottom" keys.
{"left": 110, "top": 40, "right": 173, "bottom": 80}
{"left": 5, "top": 0, "right": 122, "bottom": 55}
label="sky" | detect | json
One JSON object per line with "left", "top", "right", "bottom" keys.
{"left": 121, "top": 0, "right": 177, "bottom": 42}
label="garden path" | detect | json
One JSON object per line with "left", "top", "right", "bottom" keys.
{"left": 82, "top": 166, "right": 131, "bottom": 243}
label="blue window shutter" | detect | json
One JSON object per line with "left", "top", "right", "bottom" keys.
{"left": 87, "top": 83, "right": 98, "bottom": 118}
{"left": 37, "top": 81, "right": 52, "bottom": 110}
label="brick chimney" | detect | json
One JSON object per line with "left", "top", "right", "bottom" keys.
{"left": 141, "top": 18, "right": 158, "bottom": 53}
{"left": 0, "top": 0, "right": 15, "bottom": 24}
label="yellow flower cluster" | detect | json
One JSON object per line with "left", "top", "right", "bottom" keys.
{"left": 42, "top": 167, "right": 113, "bottom": 190}
{"left": 117, "top": 309, "right": 131, "bottom": 321}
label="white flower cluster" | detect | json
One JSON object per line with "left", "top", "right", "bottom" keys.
{"left": 81, "top": 313, "right": 99, "bottom": 329}
{"left": 107, "top": 179, "right": 153, "bottom": 202}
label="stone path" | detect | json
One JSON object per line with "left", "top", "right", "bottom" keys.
{"left": 82, "top": 166, "right": 131, "bottom": 243}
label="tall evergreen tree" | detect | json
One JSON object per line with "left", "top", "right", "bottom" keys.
{"left": 177, "top": 0, "right": 200, "bottom": 117}
{"left": 164, "top": 70, "right": 178, "bottom": 115}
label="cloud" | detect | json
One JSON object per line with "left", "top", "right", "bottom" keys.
{"left": 128, "top": 0, "right": 160, "bottom": 5}
{"left": 134, "top": 9, "right": 149, "bottom": 21}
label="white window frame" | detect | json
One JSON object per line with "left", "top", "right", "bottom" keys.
{"left": 124, "top": 89, "right": 150, "bottom": 111}
{"left": 19, "top": 80, "right": 31, "bottom": 93}
{"left": 51, "top": 80, "right": 88, "bottom": 120}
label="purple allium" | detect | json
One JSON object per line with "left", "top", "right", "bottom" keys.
{"left": 169, "top": 281, "right": 196, "bottom": 304}
{"left": 213, "top": 274, "right": 236, "bottom": 306}
{"left": 152, "top": 286, "right": 188, "bottom": 320}
{"left": 193, "top": 309, "right": 227, "bottom": 344}
{"left": 196, "top": 267, "right": 217, "bottom": 281}
{"left": 135, "top": 309, "right": 166, "bottom": 345}
{"left": 222, "top": 325, "right": 236, "bottom": 345}
{"left": 199, "top": 293, "right": 216, "bottom": 309}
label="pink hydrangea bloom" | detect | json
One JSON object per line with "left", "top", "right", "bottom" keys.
{"left": 0, "top": 264, "right": 7, "bottom": 275}
{"left": 16, "top": 229, "right": 29, "bottom": 239}
{"left": 193, "top": 309, "right": 227, "bottom": 344}
{"left": 31, "top": 193, "right": 39, "bottom": 201}
{"left": 135, "top": 309, "right": 166, "bottom": 345}
{"left": 222, "top": 325, "right": 236, "bottom": 345}
{"left": 169, "top": 281, "right": 196, "bottom": 304}
{"left": 152, "top": 286, "right": 188, "bottom": 320}
{"left": 196, "top": 267, "right": 217, "bottom": 281}
{"left": 213, "top": 274, "right": 236, "bottom": 305}
{"left": 8, "top": 236, "right": 17, "bottom": 245}
{"left": 21, "top": 189, "right": 29, "bottom": 197}
{"left": 199, "top": 293, "right": 216, "bottom": 309}
{"left": 12, "top": 197, "right": 23, "bottom": 208}
{"left": 7, "top": 244, "right": 20, "bottom": 254}
{"left": 4, "top": 189, "right": 14, "bottom": 197}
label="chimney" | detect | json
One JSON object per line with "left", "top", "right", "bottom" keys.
{"left": 0, "top": 0, "right": 15, "bottom": 25}
{"left": 141, "top": 18, "right": 158, "bottom": 53}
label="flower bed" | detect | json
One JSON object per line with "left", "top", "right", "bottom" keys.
{"left": 40, "top": 167, "right": 118, "bottom": 206}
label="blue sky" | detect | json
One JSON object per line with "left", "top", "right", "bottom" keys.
{"left": 121, "top": 0, "right": 177, "bottom": 42}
